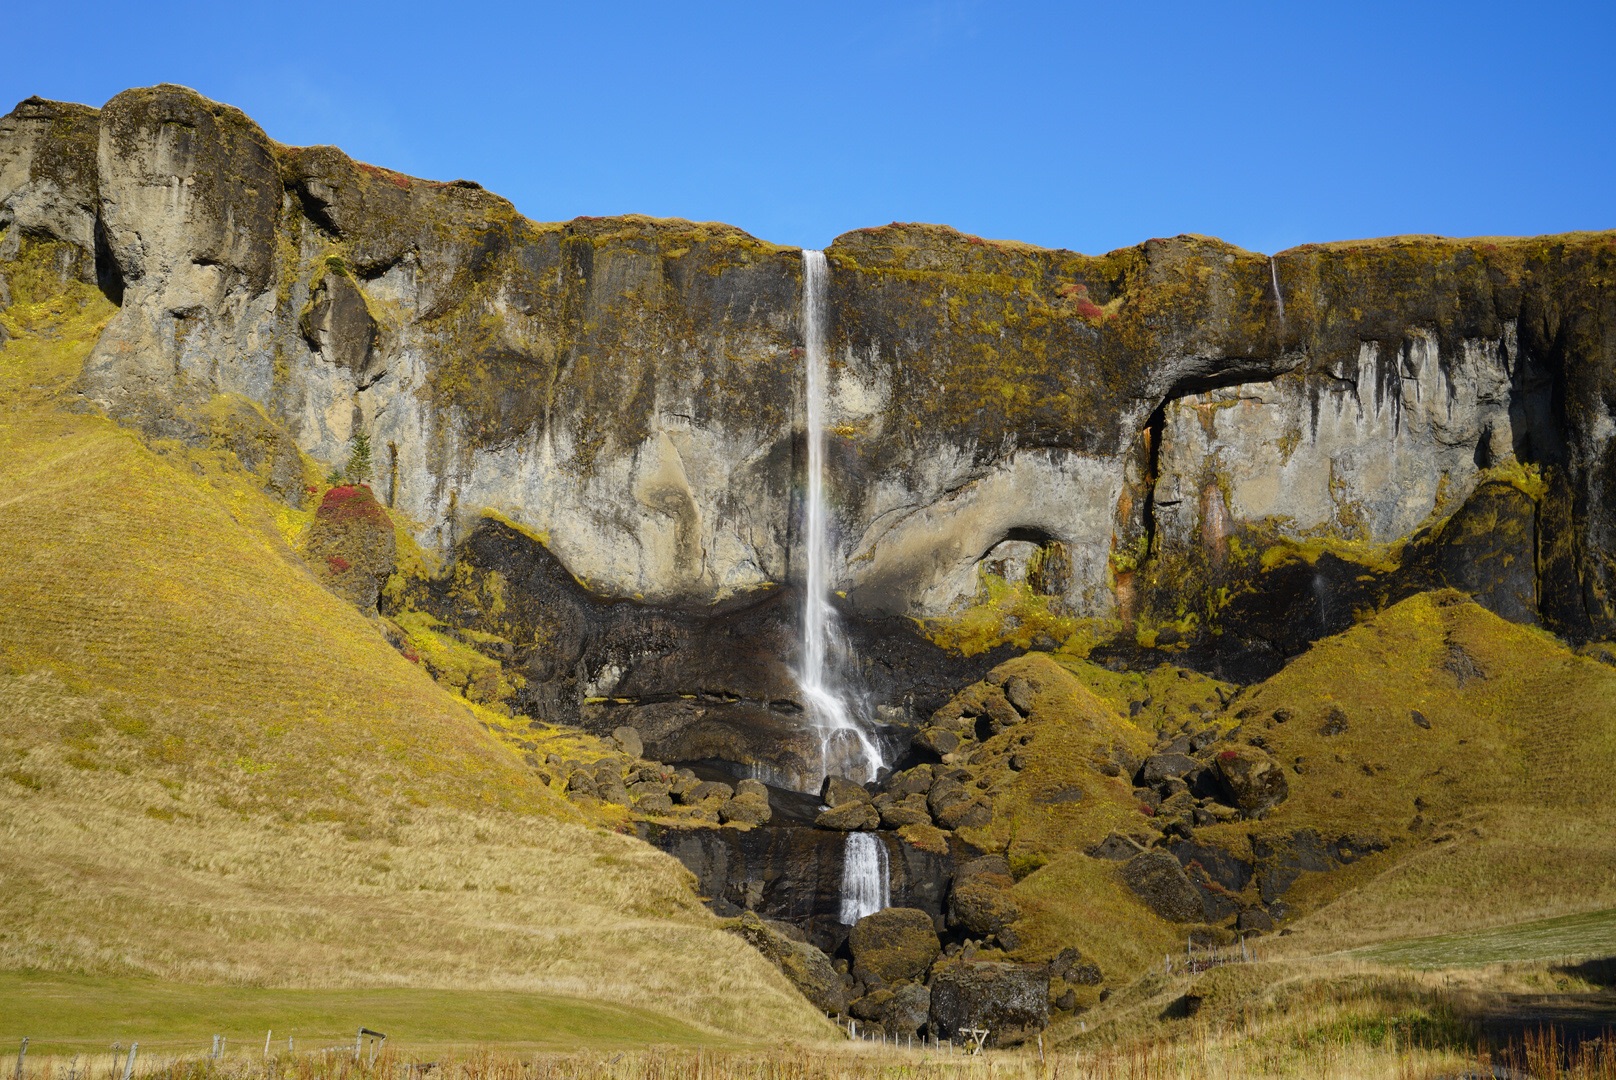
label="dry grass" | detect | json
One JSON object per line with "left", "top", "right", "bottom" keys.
{"left": 15, "top": 1033, "right": 1607, "bottom": 1080}
{"left": 0, "top": 251, "right": 829, "bottom": 1043}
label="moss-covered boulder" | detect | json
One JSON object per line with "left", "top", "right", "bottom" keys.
{"left": 305, "top": 484, "right": 395, "bottom": 611}
{"left": 728, "top": 912, "right": 848, "bottom": 1016}
{"left": 848, "top": 906, "right": 940, "bottom": 987}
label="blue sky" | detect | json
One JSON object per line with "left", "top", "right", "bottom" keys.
{"left": 7, "top": 1, "right": 1612, "bottom": 254}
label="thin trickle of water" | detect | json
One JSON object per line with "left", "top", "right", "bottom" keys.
{"left": 798, "top": 250, "right": 883, "bottom": 789}
{"left": 838, "top": 831, "right": 890, "bottom": 924}
{"left": 1269, "top": 255, "right": 1287, "bottom": 327}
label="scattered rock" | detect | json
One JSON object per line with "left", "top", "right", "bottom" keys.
{"left": 914, "top": 727, "right": 960, "bottom": 756}
{"left": 1088, "top": 833, "right": 1146, "bottom": 861}
{"left": 889, "top": 765, "right": 934, "bottom": 796}
{"left": 1318, "top": 706, "right": 1349, "bottom": 736}
{"left": 879, "top": 982, "right": 931, "bottom": 1038}
{"left": 684, "top": 780, "right": 733, "bottom": 804}
{"left": 1003, "top": 676, "right": 1036, "bottom": 716}
{"left": 933, "top": 796, "right": 992, "bottom": 831}
{"left": 735, "top": 777, "right": 769, "bottom": 800}
{"left": 876, "top": 793, "right": 933, "bottom": 829}
{"left": 1411, "top": 709, "right": 1432, "bottom": 729}
{"left": 1048, "top": 947, "right": 1102, "bottom": 985}
{"left": 633, "top": 792, "right": 674, "bottom": 815}
{"left": 816, "top": 801, "right": 880, "bottom": 830}
{"left": 822, "top": 775, "right": 870, "bottom": 808}
{"left": 720, "top": 792, "right": 771, "bottom": 826}
{"left": 1140, "top": 753, "right": 1198, "bottom": 784}
{"left": 611, "top": 725, "right": 644, "bottom": 759}
{"left": 849, "top": 906, "right": 941, "bottom": 986}
{"left": 1237, "top": 908, "right": 1274, "bottom": 933}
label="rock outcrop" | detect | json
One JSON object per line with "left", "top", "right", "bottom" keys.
{"left": 4, "top": 84, "right": 1616, "bottom": 781}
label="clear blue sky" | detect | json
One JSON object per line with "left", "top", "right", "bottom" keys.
{"left": 7, "top": 1, "right": 1612, "bottom": 255}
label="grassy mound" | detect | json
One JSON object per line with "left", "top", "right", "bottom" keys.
{"left": 0, "top": 251, "right": 830, "bottom": 1044}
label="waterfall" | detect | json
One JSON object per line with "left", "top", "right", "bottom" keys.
{"left": 838, "top": 831, "right": 890, "bottom": 924}
{"left": 1269, "top": 255, "right": 1287, "bottom": 327}
{"left": 798, "top": 250, "right": 883, "bottom": 789}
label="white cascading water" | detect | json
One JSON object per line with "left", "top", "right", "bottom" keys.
{"left": 838, "top": 831, "right": 890, "bottom": 924}
{"left": 798, "top": 250, "right": 884, "bottom": 789}
{"left": 1269, "top": 255, "right": 1287, "bottom": 327}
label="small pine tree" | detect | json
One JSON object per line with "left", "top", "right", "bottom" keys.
{"left": 344, "top": 429, "right": 372, "bottom": 485}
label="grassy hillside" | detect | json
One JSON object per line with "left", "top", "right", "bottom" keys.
{"left": 0, "top": 247, "right": 831, "bottom": 1045}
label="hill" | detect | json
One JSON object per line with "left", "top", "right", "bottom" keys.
{"left": 0, "top": 242, "right": 831, "bottom": 1045}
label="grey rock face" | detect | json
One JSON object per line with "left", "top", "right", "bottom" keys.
{"left": 4, "top": 85, "right": 1616, "bottom": 722}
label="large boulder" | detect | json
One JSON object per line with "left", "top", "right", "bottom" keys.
{"left": 927, "top": 960, "right": 1049, "bottom": 1046}
{"left": 816, "top": 801, "right": 879, "bottom": 830}
{"left": 948, "top": 856, "right": 1021, "bottom": 937}
{"left": 305, "top": 485, "right": 396, "bottom": 611}
{"left": 879, "top": 982, "right": 931, "bottom": 1038}
{"left": 848, "top": 906, "right": 940, "bottom": 987}
{"left": 1119, "top": 850, "right": 1205, "bottom": 923}
{"left": 1213, "top": 745, "right": 1288, "bottom": 812}
{"left": 728, "top": 912, "right": 849, "bottom": 1016}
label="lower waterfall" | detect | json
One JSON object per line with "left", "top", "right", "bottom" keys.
{"left": 838, "top": 831, "right": 890, "bottom": 925}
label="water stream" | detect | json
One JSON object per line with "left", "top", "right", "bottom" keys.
{"left": 1269, "top": 255, "right": 1287, "bottom": 327}
{"left": 798, "top": 250, "right": 884, "bottom": 789}
{"left": 838, "top": 831, "right": 890, "bottom": 924}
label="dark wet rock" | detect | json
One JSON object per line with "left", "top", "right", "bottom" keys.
{"left": 651, "top": 826, "right": 949, "bottom": 955}
{"left": 914, "top": 727, "right": 960, "bottom": 757}
{"left": 849, "top": 906, "right": 940, "bottom": 987}
{"left": 928, "top": 960, "right": 1049, "bottom": 1046}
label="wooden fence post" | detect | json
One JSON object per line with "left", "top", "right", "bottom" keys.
{"left": 120, "top": 1044, "right": 137, "bottom": 1080}
{"left": 13, "top": 1038, "right": 25, "bottom": 1080}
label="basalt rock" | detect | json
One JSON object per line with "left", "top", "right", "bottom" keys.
{"left": 728, "top": 911, "right": 849, "bottom": 1016}
{"left": 927, "top": 959, "right": 1049, "bottom": 1046}
{"left": 847, "top": 906, "right": 941, "bottom": 987}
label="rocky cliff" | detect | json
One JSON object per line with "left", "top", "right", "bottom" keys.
{"left": 4, "top": 85, "right": 1613, "bottom": 751}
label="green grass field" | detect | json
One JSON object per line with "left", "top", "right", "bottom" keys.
{"left": 1345, "top": 907, "right": 1616, "bottom": 969}
{"left": 0, "top": 972, "right": 718, "bottom": 1055}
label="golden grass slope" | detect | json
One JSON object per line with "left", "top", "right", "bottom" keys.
{"left": 0, "top": 254, "right": 831, "bottom": 1043}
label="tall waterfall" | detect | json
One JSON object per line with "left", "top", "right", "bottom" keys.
{"left": 798, "top": 250, "right": 883, "bottom": 788}
{"left": 838, "top": 831, "right": 890, "bottom": 925}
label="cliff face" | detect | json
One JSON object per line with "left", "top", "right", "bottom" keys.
{"left": 4, "top": 85, "right": 1613, "bottom": 705}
